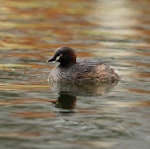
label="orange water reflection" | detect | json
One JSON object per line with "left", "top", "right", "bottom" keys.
{"left": 0, "top": 82, "right": 49, "bottom": 91}
{"left": 13, "top": 111, "right": 55, "bottom": 118}
{"left": 0, "top": 97, "right": 56, "bottom": 105}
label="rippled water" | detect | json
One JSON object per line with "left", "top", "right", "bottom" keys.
{"left": 0, "top": 0, "right": 150, "bottom": 149}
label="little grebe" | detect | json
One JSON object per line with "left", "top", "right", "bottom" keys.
{"left": 48, "top": 46, "right": 120, "bottom": 84}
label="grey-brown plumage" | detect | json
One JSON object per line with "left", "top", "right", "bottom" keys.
{"left": 48, "top": 46, "right": 121, "bottom": 84}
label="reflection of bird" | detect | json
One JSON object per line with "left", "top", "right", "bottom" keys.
{"left": 49, "top": 81, "right": 117, "bottom": 96}
{"left": 48, "top": 46, "right": 121, "bottom": 84}
{"left": 54, "top": 92, "right": 76, "bottom": 110}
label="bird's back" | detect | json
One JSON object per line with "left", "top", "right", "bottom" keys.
{"left": 49, "top": 58, "right": 120, "bottom": 84}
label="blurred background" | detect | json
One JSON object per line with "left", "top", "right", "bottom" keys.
{"left": 0, "top": 0, "right": 150, "bottom": 149}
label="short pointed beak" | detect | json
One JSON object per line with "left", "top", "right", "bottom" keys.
{"left": 47, "top": 57, "right": 56, "bottom": 62}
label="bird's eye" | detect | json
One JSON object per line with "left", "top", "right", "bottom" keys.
{"left": 56, "top": 54, "right": 63, "bottom": 61}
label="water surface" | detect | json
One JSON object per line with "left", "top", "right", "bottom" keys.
{"left": 0, "top": 0, "right": 150, "bottom": 149}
